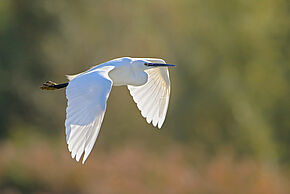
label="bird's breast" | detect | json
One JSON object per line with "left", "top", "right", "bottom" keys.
{"left": 109, "top": 67, "right": 148, "bottom": 86}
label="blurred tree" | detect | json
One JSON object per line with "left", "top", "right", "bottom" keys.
{"left": 0, "top": 0, "right": 59, "bottom": 137}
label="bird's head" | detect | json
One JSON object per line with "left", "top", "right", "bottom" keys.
{"left": 132, "top": 58, "right": 176, "bottom": 71}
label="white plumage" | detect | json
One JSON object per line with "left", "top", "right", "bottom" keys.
{"left": 128, "top": 60, "right": 170, "bottom": 128}
{"left": 63, "top": 57, "right": 174, "bottom": 163}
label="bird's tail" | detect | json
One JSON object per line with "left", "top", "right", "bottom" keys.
{"left": 40, "top": 81, "right": 68, "bottom": 90}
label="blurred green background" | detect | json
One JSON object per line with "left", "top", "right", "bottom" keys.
{"left": 0, "top": 0, "right": 289, "bottom": 193}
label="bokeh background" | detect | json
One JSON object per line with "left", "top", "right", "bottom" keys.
{"left": 0, "top": 0, "right": 289, "bottom": 193}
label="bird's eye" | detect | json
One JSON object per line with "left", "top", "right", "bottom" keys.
{"left": 144, "top": 63, "right": 149, "bottom": 66}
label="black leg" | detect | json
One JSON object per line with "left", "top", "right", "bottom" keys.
{"left": 41, "top": 81, "right": 69, "bottom": 90}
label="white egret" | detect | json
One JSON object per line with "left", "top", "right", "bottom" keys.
{"left": 41, "top": 57, "right": 175, "bottom": 163}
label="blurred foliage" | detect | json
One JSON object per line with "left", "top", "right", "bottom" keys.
{"left": 0, "top": 0, "right": 289, "bottom": 193}
{"left": 0, "top": 139, "right": 290, "bottom": 194}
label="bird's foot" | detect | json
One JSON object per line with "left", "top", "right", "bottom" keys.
{"left": 40, "top": 81, "right": 58, "bottom": 90}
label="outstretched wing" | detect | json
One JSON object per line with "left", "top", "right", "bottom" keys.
{"left": 65, "top": 66, "right": 114, "bottom": 163}
{"left": 128, "top": 58, "right": 171, "bottom": 129}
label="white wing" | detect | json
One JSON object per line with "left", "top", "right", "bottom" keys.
{"left": 128, "top": 58, "right": 171, "bottom": 128}
{"left": 65, "top": 66, "right": 114, "bottom": 163}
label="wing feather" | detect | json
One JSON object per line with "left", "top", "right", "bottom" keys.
{"left": 128, "top": 58, "right": 171, "bottom": 129}
{"left": 65, "top": 66, "right": 114, "bottom": 163}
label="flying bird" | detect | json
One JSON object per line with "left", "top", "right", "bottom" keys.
{"left": 41, "top": 57, "right": 175, "bottom": 163}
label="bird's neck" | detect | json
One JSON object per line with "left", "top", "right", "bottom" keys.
{"left": 109, "top": 65, "right": 148, "bottom": 86}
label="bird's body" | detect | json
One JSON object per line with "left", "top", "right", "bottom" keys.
{"left": 90, "top": 57, "right": 148, "bottom": 86}
{"left": 41, "top": 57, "right": 175, "bottom": 163}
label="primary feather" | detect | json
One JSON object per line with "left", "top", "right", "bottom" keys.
{"left": 128, "top": 58, "right": 170, "bottom": 128}
{"left": 65, "top": 66, "right": 114, "bottom": 163}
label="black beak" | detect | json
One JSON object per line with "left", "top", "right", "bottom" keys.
{"left": 145, "top": 63, "right": 176, "bottom": 67}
